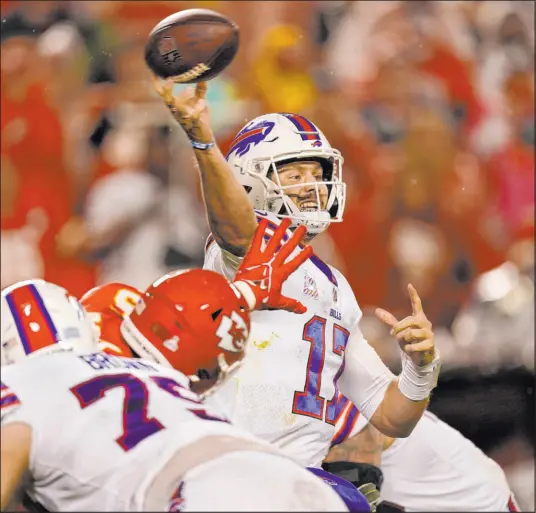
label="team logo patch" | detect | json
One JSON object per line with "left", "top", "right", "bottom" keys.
{"left": 226, "top": 120, "right": 276, "bottom": 159}
{"left": 302, "top": 270, "right": 318, "bottom": 300}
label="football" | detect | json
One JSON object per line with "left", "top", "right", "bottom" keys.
{"left": 144, "top": 8, "right": 239, "bottom": 84}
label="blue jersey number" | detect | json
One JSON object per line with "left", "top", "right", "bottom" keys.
{"left": 292, "top": 316, "right": 350, "bottom": 424}
{"left": 70, "top": 373, "right": 227, "bottom": 452}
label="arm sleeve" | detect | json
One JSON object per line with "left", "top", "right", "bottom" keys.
{"left": 203, "top": 210, "right": 293, "bottom": 280}
{"left": 203, "top": 237, "right": 243, "bottom": 280}
{"left": 337, "top": 326, "right": 396, "bottom": 421}
{"left": 0, "top": 381, "right": 23, "bottom": 424}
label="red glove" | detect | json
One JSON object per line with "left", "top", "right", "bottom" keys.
{"left": 233, "top": 218, "right": 313, "bottom": 314}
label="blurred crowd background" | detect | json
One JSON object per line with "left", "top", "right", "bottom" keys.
{"left": 1, "top": 0, "right": 534, "bottom": 509}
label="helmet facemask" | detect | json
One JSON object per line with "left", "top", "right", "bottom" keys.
{"left": 189, "top": 351, "right": 245, "bottom": 400}
{"left": 245, "top": 149, "right": 346, "bottom": 237}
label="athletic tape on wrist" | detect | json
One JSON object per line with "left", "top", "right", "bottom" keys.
{"left": 398, "top": 349, "right": 441, "bottom": 401}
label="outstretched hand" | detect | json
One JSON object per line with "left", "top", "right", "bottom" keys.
{"left": 152, "top": 75, "right": 213, "bottom": 143}
{"left": 375, "top": 284, "right": 436, "bottom": 367}
{"left": 234, "top": 218, "right": 312, "bottom": 314}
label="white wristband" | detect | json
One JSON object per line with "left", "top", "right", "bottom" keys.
{"left": 398, "top": 349, "right": 441, "bottom": 401}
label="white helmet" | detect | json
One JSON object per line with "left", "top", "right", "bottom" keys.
{"left": 225, "top": 113, "right": 346, "bottom": 236}
{"left": 1, "top": 279, "right": 98, "bottom": 366}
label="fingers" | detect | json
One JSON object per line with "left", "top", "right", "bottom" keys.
{"left": 403, "top": 339, "right": 435, "bottom": 354}
{"left": 408, "top": 283, "right": 423, "bottom": 316}
{"left": 391, "top": 314, "right": 432, "bottom": 335}
{"left": 274, "top": 223, "right": 307, "bottom": 264}
{"left": 152, "top": 74, "right": 164, "bottom": 95}
{"left": 195, "top": 81, "right": 207, "bottom": 99}
{"left": 374, "top": 308, "right": 398, "bottom": 328}
{"left": 394, "top": 328, "right": 432, "bottom": 344}
{"left": 246, "top": 218, "right": 269, "bottom": 260}
{"left": 264, "top": 218, "right": 291, "bottom": 255}
{"left": 276, "top": 295, "right": 307, "bottom": 314}
{"left": 282, "top": 244, "right": 312, "bottom": 275}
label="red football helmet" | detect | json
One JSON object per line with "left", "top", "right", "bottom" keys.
{"left": 80, "top": 283, "right": 143, "bottom": 357}
{"left": 121, "top": 268, "right": 251, "bottom": 397}
{"left": 80, "top": 283, "right": 143, "bottom": 320}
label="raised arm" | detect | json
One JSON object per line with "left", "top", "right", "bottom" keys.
{"left": 338, "top": 285, "right": 440, "bottom": 439}
{"left": 154, "top": 79, "right": 256, "bottom": 256}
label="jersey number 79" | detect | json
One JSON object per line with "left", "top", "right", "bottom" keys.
{"left": 70, "top": 374, "right": 227, "bottom": 452}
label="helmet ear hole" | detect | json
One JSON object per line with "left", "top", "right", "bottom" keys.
{"left": 197, "top": 368, "right": 212, "bottom": 380}
{"left": 211, "top": 308, "right": 223, "bottom": 321}
{"left": 151, "top": 322, "right": 171, "bottom": 341}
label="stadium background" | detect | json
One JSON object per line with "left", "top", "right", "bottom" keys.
{"left": 1, "top": 0, "right": 533, "bottom": 509}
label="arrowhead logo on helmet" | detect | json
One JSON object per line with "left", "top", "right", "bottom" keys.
{"left": 216, "top": 311, "right": 249, "bottom": 352}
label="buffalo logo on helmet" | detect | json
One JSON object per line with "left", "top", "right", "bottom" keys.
{"left": 226, "top": 120, "right": 276, "bottom": 159}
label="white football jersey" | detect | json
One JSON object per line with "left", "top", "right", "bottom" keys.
{"left": 335, "top": 408, "right": 515, "bottom": 512}
{"left": 204, "top": 210, "right": 393, "bottom": 468}
{"left": 0, "top": 351, "right": 263, "bottom": 512}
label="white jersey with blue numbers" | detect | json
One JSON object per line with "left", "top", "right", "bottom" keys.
{"left": 0, "top": 351, "right": 266, "bottom": 512}
{"left": 204, "top": 210, "right": 395, "bottom": 468}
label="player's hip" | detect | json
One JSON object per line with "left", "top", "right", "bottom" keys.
{"left": 171, "top": 451, "right": 349, "bottom": 511}
{"left": 140, "top": 434, "right": 297, "bottom": 511}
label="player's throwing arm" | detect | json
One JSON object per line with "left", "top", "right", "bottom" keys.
{"left": 154, "top": 78, "right": 257, "bottom": 257}
{"left": 337, "top": 284, "right": 441, "bottom": 439}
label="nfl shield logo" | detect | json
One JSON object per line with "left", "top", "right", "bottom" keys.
{"left": 332, "top": 287, "right": 338, "bottom": 303}
{"left": 158, "top": 36, "right": 177, "bottom": 56}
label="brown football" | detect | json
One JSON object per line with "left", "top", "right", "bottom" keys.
{"left": 144, "top": 8, "right": 239, "bottom": 84}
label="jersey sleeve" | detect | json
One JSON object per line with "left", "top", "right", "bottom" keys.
{"left": 329, "top": 271, "right": 393, "bottom": 423}
{"left": 203, "top": 210, "right": 293, "bottom": 280}
{"left": 1, "top": 380, "right": 23, "bottom": 422}
{"left": 331, "top": 399, "right": 369, "bottom": 447}
{"left": 336, "top": 323, "right": 396, "bottom": 422}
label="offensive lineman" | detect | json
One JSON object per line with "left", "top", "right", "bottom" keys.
{"left": 80, "top": 220, "right": 372, "bottom": 513}
{"left": 1, "top": 223, "right": 354, "bottom": 512}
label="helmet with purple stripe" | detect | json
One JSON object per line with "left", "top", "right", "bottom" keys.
{"left": 225, "top": 113, "right": 346, "bottom": 237}
{"left": 1, "top": 279, "right": 98, "bottom": 366}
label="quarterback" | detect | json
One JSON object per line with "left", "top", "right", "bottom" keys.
{"left": 154, "top": 78, "right": 441, "bottom": 469}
